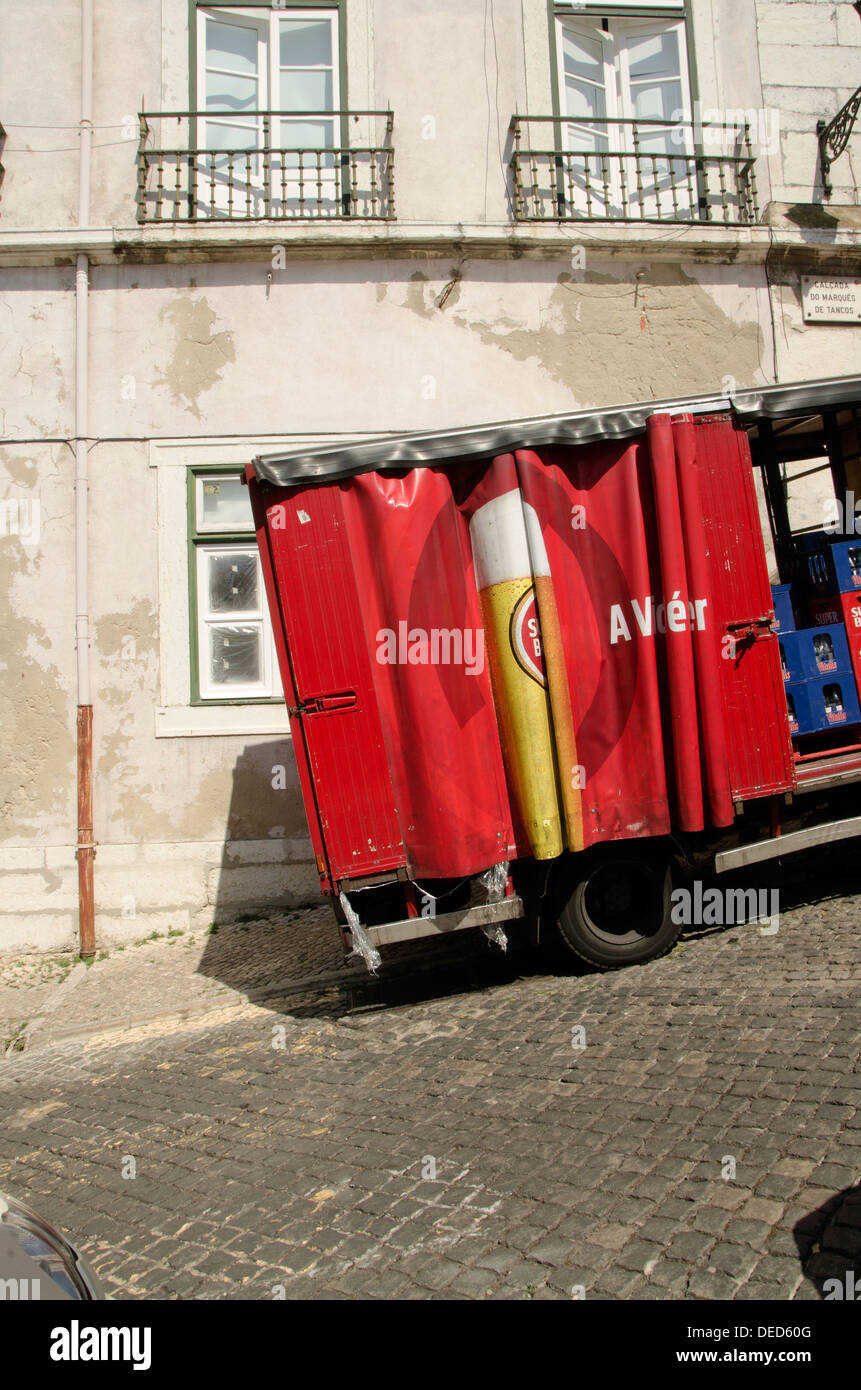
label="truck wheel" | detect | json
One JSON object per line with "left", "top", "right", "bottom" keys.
{"left": 555, "top": 846, "right": 679, "bottom": 969}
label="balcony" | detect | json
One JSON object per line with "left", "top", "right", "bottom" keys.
{"left": 136, "top": 110, "right": 394, "bottom": 224}
{"left": 510, "top": 116, "right": 760, "bottom": 227}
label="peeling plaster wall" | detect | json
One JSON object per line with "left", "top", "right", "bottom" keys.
{"left": 84, "top": 258, "right": 780, "bottom": 441}
{"left": 0, "top": 0, "right": 81, "bottom": 228}
{"left": 0, "top": 270, "right": 75, "bottom": 438}
{"left": 0, "top": 443, "right": 77, "bottom": 952}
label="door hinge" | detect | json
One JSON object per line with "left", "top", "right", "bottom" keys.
{"left": 288, "top": 691, "right": 357, "bottom": 717}
{"left": 725, "top": 615, "right": 773, "bottom": 643}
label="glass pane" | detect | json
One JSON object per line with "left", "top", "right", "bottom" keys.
{"left": 51, "top": 1272, "right": 78, "bottom": 1300}
{"left": 208, "top": 553, "right": 259, "bottom": 613}
{"left": 203, "top": 125, "right": 259, "bottom": 156}
{"left": 206, "top": 71, "right": 258, "bottom": 113}
{"left": 209, "top": 625, "right": 262, "bottom": 684}
{"left": 279, "top": 18, "right": 333, "bottom": 67}
{"left": 198, "top": 475, "right": 252, "bottom": 529}
{"left": 627, "top": 30, "right": 680, "bottom": 80}
{"left": 280, "top": 69, "right": 332, "bottom": 112}
{"left": 279, "top": 119, "right": 335, "bottom": 153}
{"left": 565, "top": 76, "right": 606, "bottom": 125}
{"left": 206, "top": 20, "right": 258, "bottom": 75}
{"left": 562, "top": 26, "right": 604, "bottom": 83}
{"left": 632, "top": 79, "right": 682, "bottom": 125}
{"left": 565, "top": 126, "right": 609, "bottom": 156}
{"left": 16, "top": 1230, "right": 56, "bottom": 1259}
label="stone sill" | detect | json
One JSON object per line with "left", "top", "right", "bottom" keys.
{"left": 155, "top": 704, "right": 291, "bottom": 739}
{"left": 1, "top": 214, "right": 859, "bottom": 269}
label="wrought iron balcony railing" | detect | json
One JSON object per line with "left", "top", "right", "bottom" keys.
{"left": 136, "top": 110, "right": 394, "bottom": 223}
{"left": 510, "top": 116, "right": 759, "bottom": 226}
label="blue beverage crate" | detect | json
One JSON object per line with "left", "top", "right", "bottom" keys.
{"left": 794, "top": 529, "right": 833, "bottom": 553}
{"left": 805, "top": 540, "right": 861, "bottom": 594}
{"left": 805, "top": 547, "right": 835, "bottom": 593}
{"left": 784, "top": 684, "right": 805, "bottom": 736}
{"left": 830, "top": 540, "right": 861, "bottom": 594}
{"left": 808, "top": 594, "right": 842, "bottom": 627}
{"left": 781, "top": 624, "right": 851, "bottom": 681}
{"left": 778, "top": 634, "right": 802, "bottom": 684}
{"left": 770, "top": 584, "right": 796, "bottom": 633}
{"left": 787, "top": 671, "right": 861, "bottom": 736}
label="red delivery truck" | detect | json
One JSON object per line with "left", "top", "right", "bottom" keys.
{"left": 246, "top": 375, "right": 861, "bottom": 971}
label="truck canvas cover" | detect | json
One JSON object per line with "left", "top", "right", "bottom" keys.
{"left": 248, "top": 376, "right": 861, "bottom": 890}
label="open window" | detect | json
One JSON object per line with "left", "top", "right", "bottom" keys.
{"left": 196, "top": 4, "right": 341, "bottom": 218}
{"left": 555, "top": 10, "right": 693, "bottom": 220}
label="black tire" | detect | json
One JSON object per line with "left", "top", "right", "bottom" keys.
{"left": 555, "top": 844, "right": 680, "bottom": 969}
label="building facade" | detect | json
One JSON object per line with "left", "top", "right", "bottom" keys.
{"left": 2, "top": 0, "right": 861, "bottom": 953}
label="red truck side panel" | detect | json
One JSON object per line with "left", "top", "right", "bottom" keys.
{"left": 340, "top": 469, "right": 520, "bottom": 875}
{"left": 249, "top": 412, "right": 796, "bottom": 888}
{"left": 513, "top": 440, "right": 673, "bottom": 842}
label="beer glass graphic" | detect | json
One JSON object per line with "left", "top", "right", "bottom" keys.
{"left": 469, "top": 488, "right": 582, "bottom": 858}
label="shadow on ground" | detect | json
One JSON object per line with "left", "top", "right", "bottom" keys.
{"left": 197, "top": 765, "right": 861, "bottom": 1024}
{"left": 794, "top": 1183, "right": 861, "bottom": 1299}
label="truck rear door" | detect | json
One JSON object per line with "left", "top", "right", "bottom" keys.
{"left": 251, "top": 478, "right": 405, "bottom": 885}
{"left": 693, "top": 416, "right": 796, "bottom": 801}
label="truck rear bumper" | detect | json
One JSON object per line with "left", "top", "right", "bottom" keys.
{"left": 715, "top": 814, "right": 861, "bottom": 871}
{"left": 348, "top": 895, "right": 524, "bottom": 949}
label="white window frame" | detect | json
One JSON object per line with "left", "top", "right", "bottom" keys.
{"left": 196, "top": 4, "right": 341, "bottom": 216}
{"left": 555, "top": 12, "right": 694, "bottom": 220}
{"left": 195, "top": 541, "right": 282, "bottom": 701}
{"left": 190, "top": 467, "right": 283, "bottom": 703}
{"left": 151, "top": 437, "right": 354, "bottom": 739}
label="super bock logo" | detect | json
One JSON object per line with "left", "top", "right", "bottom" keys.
{"left": 510, "top": 586, "right": 546, "bottom": 686}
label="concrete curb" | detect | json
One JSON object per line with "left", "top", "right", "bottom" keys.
{"left": 11, "top": 968, "right": 365, "bottom": 1052}
{"left": 7, "top": 960, "right": 90, "bottom": 1054}
{"left": 7, "top": 939, "right": 513, "bottom": 1055}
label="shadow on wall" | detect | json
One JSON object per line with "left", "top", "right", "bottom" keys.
{"left": 794, "top": 1184, "right": 861, "bottom": 1299}
{"left": 209, "top": 737, "right": 319, "bottom": 927}
{"left": 194, "top": 741, "right": 539, "bottom": 1016}
{"left": 195, "top": 737, "right": 346, "bottom": 1004}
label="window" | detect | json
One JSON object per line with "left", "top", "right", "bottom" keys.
{"left": 555, "top": 8, "right": 693, "bottom": 219}
{"left": 188, "top": 467, "right": 283, "bottom": 703}
{"left": 196, "top": 3, "right": 341, "bottom": 217}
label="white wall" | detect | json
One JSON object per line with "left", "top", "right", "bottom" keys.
{"left": 2, "top": 0, "right": 861, "bottom": 952}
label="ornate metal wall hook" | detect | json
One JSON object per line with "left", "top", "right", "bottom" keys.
{"left": 817, "top": 2, "right": 861, "bottom": 198}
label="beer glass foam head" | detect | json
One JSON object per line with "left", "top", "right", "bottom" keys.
{"left": 469, "top": 490, "right": 550, "bottom": 590}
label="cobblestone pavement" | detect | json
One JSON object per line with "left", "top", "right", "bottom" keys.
{"left": 0, "top": 857, "right": 859, "bottom": 1301}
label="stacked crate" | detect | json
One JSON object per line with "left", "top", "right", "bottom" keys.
{"left": 773, "top": 538, "right": 861, "bottom": 740}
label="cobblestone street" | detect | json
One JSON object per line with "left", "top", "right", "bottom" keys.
{"left": 1, "top": 855, "right": 860, "bottom": 1302}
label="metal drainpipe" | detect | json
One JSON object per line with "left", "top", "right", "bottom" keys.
{"left": 75, "top": 0, "right": 95, "bottom": 958}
